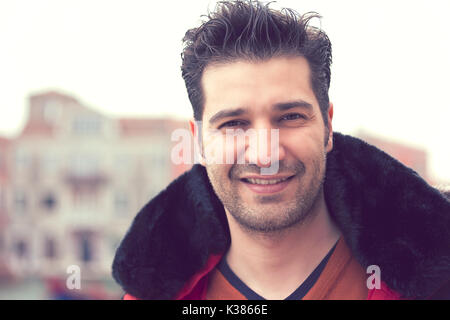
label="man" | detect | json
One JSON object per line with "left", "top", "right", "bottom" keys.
{"left": 112, "top": 0, "right": 450, "bottom": 300}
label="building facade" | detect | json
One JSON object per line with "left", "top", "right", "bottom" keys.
{"left": 0, "top": 91, "right": 191, "bottom": 297}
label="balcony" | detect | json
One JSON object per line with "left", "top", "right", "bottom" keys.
{"left": 64, "top": 172, "right": 108, "bottom": 189}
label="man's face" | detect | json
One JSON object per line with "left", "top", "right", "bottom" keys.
{"left": 196, "top": 56, "right": 333, "bottom": 233}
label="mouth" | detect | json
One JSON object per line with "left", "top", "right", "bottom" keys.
{"left": 239, "top": 175, "right": 295, "bottom": 194}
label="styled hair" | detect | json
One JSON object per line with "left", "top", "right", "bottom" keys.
{"left": 181, "top": 0, "right": 333, "bottom": 127}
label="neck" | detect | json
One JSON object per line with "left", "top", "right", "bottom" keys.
{"left": 224, "top": 188, "right": 341, "bottom": 299}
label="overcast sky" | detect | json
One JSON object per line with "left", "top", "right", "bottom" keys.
{"left": 0, "top": 0, "right": 449, "bottom": 183}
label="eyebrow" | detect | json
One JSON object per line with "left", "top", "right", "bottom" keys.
{"left": 208, "top": 108, "right": 247, "bottom": 125}
{"left": 273, "top": 100, "right": 313, "bottom": 112}
{"left": 208, "top": 100, "right": 313, "bottom": 125}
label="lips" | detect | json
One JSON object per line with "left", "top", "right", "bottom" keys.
{"left": 240, "top": 175, "right": 295, "bottom": 194}
{"left": 241, "top": 176, "right": 291, "bottom": 185}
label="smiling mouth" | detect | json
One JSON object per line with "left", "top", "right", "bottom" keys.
{"left": 240, "top": 175, "right": 295, "bottom": 185}
{"left": 239, "top": 175, "right": 295, "bottom": 194}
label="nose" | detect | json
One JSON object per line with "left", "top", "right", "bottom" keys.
{"left": 244, "top": 122, "right": 286, "bottom": 168}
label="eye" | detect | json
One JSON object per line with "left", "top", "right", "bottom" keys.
{"left": 218, "top": 120, "right": 248, "bottom": 129}
{"left": 280, "top": 113, "right": 307, "bottom": 121}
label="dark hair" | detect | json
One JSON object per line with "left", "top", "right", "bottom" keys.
{"left": 181, "top": 0, "right": 333, "bottom": 128}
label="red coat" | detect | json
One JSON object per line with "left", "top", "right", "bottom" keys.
{"left": 122, "top": 253, "right": 402, "bottom": 300}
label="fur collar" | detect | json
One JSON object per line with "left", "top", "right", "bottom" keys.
{"left": 112, "top": 132, "right": 450, "bottom": 299}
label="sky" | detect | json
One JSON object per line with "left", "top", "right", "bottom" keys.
{"left": 0, "top": 0, "right": 449, "bottom": 183}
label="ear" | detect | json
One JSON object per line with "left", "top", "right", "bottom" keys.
{"left": 325, "top": 102, "right": 334, "bottom": 153}
{"left": 189, "top": 120, "right": 206, "bottom": 167}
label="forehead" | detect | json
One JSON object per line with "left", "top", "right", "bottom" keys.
{"left": 201, "top": 56, "right": 318, "bottom": 119}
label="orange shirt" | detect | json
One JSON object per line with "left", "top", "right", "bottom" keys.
{"left": 206, "top": 236, "right": 368, "bottom": 300}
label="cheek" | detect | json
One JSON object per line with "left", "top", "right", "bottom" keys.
{"left": 282, "top": 132, "right": 325, "bottom": 164}
{"left": 206, "top": 163, "right": 233, "bottom": 185}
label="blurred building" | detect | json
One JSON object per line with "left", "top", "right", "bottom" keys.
{"left": 355, "top": 130, "right": 429, "bottom": 182}
{"left": 0, "top": 137, "right": 11, "bottom": 279}
{"left": 0, "top": 91, "right": 191, "bottom": 298}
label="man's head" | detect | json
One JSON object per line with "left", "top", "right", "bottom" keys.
{"left": 181, "top": 0, "right": 332, "bottom": 127}
{"left": 182, "top": 0, "right": 334, "bottom": 234}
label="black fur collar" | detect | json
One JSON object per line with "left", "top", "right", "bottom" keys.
{"left": 112, "top": 132, "right": 450, "bottom": 299}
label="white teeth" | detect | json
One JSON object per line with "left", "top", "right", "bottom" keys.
{"left": 245, "top": 177, "right": 289, "bottom": 185}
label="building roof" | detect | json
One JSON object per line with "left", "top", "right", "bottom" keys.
{"left": 118, "top": 118, "right": 189, "bottom": 137}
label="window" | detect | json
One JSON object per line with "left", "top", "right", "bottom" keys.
{"left": 14, "top": 190, "right": 27, "bottom": 214}
{"left": 15, "top": 148, "right": 30, "bottom": 170}
{"left": 44, "top": 237, "right": 57, "bottom": 259}
{"left": 43, "top": 101, "right": 61, "bottom": 123}
{"left": 72, "top": 115, "right": 101, "bottom": 135}
{"left": 15, "top": 240, "right": 28, "bottom": 259}
{"left": 81, "top": 237, "right": 92, "bottom": 262}
{"left": 73, "top": 231, "right": 95, "bottom": 264}
{"left": 75, "top": 233, "right": 94, "bottom": 263}
{"left": 70, "top": 155, "right": 99, "bottom": 177}
{"left": 114, "top": 192, "right": 129, "bottom": 212}
{"left": 41, "top": 192, "right": 57, "bottom": 212}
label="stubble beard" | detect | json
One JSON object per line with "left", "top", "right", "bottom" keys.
{"left": 205, "top": 151, "right": 327, "bottom": 237}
